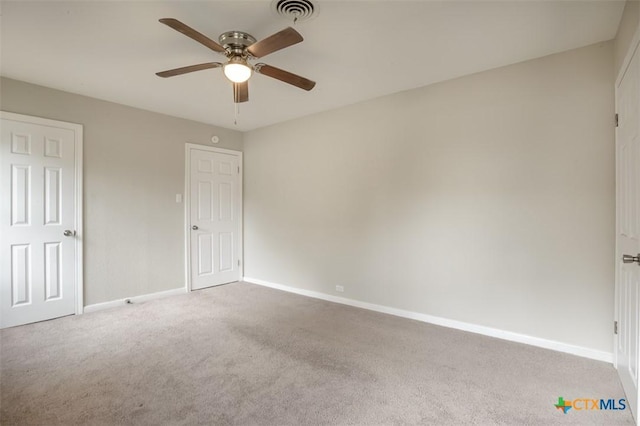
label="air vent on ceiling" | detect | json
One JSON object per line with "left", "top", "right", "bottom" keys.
{"left": 272, "top": 0, "right": 318, "bottom": 24}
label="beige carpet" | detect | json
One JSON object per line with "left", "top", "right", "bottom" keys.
{"left": 0, "top": 282, "right": 634, "bottom": 425}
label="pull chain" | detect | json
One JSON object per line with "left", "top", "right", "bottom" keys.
{"left": 234, "top": 102, "right": 239, "bottom": 126}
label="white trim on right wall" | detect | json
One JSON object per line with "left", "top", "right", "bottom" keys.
{"left": 243, "top": 276, "right": 613, "bottom": 364}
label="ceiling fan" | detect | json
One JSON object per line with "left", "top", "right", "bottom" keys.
{"left": 156, "top": 18, "right": 316, "bottom": 103}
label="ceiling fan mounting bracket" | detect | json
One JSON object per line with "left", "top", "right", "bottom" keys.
{"left": 218, "top": 31, "right": 257, "bottom": 57}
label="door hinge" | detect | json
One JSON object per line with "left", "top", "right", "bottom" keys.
{"left": 238, "top": 166, "right": 240, "bottom": 174}
{"left": 237, "top": 259, "right": 241, "bottom": 267}
{"left": 615, "top": 113, "right": 619, "bottom": 128}
{"left": 614, "top": 320, "right": 618, "bottom": 335}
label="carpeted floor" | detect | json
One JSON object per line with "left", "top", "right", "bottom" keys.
{"left": 0, "top": 282, "right": 634, "bottom": 425}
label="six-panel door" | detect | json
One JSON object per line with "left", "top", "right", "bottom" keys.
{"left": 1, "top": 118, "right": 77, "bottom": 328}
{"left": 190, "top": 148, "right": 240, "bottom": 290}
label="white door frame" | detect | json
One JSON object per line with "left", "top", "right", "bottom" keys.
{"left": 614, "top": 24, "right": 640, "bottom": 422}
{"left": 614, "top": 25, "right": 640, "bottom": 364}
{"left": 184, "top": 143, "right": 242, "bottom": 292}
{"left": 0, "top": 111, "right": 84, "bottom": 315}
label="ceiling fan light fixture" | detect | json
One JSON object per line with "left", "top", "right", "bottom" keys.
{"left": 223, "top": 57, "right": 252, "bottom": 83}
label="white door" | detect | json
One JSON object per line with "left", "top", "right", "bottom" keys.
{"left": 188, "top": 145, "right": 241, "bottom": 290}
{"left": 615, "top": 38, "right": 640, "bottom": 419}
{"left": 0, "top": 112, "right": 83, "bottom": 328}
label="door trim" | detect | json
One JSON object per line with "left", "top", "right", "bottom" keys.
{"left": 613, "top": 24, "right": 640, "bottom": 425}
{"left": 614, "top": 25, "right": 640, "bottom": 370}
{"left": 0, "top": 111, "right": 84, "bottom": 315}
{"left": 184, "top": 143, "right": 243, "bottom": 292}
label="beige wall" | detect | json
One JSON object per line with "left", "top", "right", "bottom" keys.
{"left": 615, "top": 0, "right": 640, "bottom": 77}
{"left": 0, "top": 38, "right": 618, "bottom": 353}
{"left": 0, "top": 77, "right": 243, "bottom": 305}
{"left": 243, "top": 42, "right": 615, "bottom": 353}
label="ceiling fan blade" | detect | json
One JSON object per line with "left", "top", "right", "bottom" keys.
{"left": 233, "top": 81, "right": 249, "bottom": 103}
{"left": 254, "top": 63, "right": 316, "bottom": 91}
{"left": 159, "top": 18, "right": 226, "bottom": 54}
{"left": 247, "top": 27, "right": 303, "bottom": 58}
{"left": 156, "top": 62, "right": 222, "bottom": 78}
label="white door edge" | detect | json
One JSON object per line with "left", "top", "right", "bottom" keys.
{"left": 184, "top": 143, "right": 243, "bottom": 292}
{"left": 614, "top": 26, "right": 640, "bottom": 424}
{"left": 0, "top": 111, "right": 84, "bottom": 316}
{"left": 614, "top": 26, "right": 640, "bottom": 369}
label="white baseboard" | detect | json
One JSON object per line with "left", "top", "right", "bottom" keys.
{"left": 243, "top": 277, "right": 613, "bottom": 364}
{"left": 83, "top": 287, "right": 187, "bottom": 314}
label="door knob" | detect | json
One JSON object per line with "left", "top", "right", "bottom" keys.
{"left": 191, "top": 225, "right": 199, "bottom": 230}
{"left": 622, "top": 254, "right": 640, "bottom": 265}
{"left": 63, "top": 230, "right": 76, "bottom": 237}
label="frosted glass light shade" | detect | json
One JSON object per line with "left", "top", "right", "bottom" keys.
{"left": 224, "top": 62, "right": 252, "bottom": 83}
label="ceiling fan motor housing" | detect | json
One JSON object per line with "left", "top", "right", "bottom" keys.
{"left": 218, "top": 31, "right": 257, "bottom": 56}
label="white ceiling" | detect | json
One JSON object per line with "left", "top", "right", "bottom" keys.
{"left": 0, "top": 1, "right": 625, "bottom": 132}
